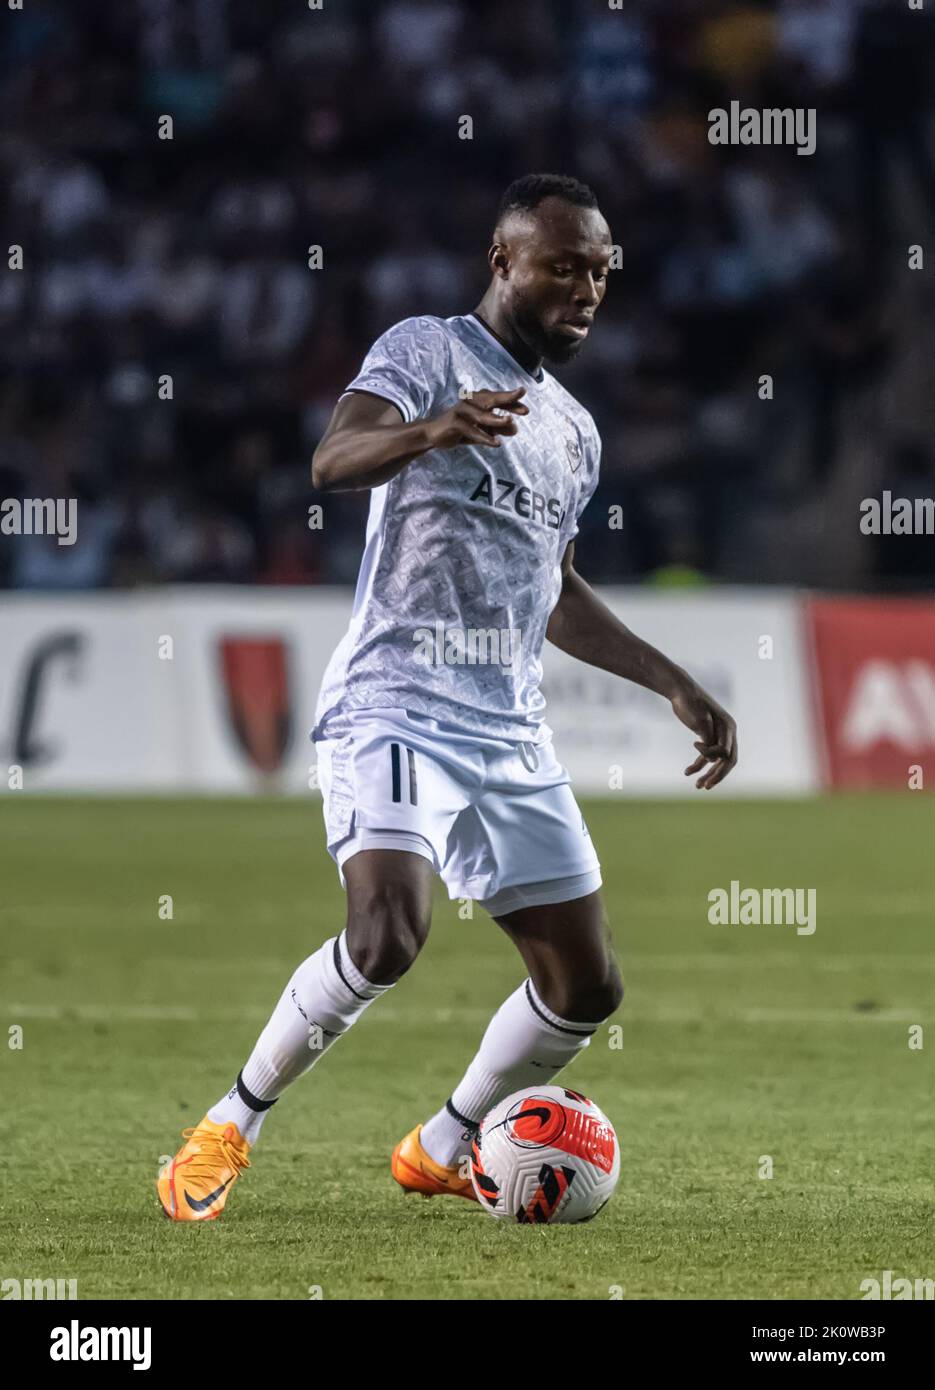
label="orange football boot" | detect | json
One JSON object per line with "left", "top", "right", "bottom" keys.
{"left": 157, "top": 1117, "right": 251, "bottom": 1222}
{"left": 391, "top": 1124, "right": 478, "bottom": 1202}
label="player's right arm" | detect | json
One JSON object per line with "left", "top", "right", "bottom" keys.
{"left": 311, "top": 387, "right": 528, "bottom": 492}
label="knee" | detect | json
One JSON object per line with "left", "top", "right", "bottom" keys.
{"left": 601, "top": 964, "right": 625, "bottom": 1018}
{"left": 542, "top": 960, "right": 624, "bottom": 1024}
{"left": 345, "top": 882, "right": 431, "bottom": 985}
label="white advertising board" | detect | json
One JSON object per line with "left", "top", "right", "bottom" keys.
{"left": 0, "top": 588, "right": 817, "bottom": 795}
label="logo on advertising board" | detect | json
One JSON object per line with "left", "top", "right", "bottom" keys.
{"left": 6, "top": 633, "right": 84, "bottom": 768}
{"left": 808, "top": 598, "right": 935, "bottom": 788}
{"left": 218, "top": 638, "right": 292, "bottom": 776}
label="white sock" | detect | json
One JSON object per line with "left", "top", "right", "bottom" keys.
{"left": 420, "top": 979, "right": 604, "bottom": 1167}
{"left": 208, "top": 932, "right": 392, "bottom": 1145}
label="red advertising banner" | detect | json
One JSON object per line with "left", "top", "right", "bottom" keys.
{"left": 808, "top": 597, "right": 935, "bottom": 789}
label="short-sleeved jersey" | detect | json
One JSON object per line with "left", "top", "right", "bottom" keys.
{"left": 312, "top": 313, "right": 601, "bottom": 745}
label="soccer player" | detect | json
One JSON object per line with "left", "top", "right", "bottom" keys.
{"left": 156, "top": 174, "right": 737, "bottom": 1221}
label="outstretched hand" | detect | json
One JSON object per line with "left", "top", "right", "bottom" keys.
{"left": 670, "top": 682, "right": 738, "bottom": 790}
{"left": 425, "top": 387, "right": 528, "bottom": 450}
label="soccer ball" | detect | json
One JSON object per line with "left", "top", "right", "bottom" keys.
{"left": 470, "top": 1085, "right": 620, "bottom": 1224}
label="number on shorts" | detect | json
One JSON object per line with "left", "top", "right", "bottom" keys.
{"left": 390, "top": 743, "right": 418, "bottom": 805}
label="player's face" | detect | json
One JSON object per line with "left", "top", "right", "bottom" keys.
{"left": 505, "top": 201, "right": 612, "bottom": 365}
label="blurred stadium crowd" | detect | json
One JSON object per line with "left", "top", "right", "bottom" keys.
{"left": 1, "top": 0, "right": 934, "bottom": 591}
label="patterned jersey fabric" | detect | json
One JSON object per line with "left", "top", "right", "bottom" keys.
{"left": 312, "top": 313, "right": 601, "bottom": 744}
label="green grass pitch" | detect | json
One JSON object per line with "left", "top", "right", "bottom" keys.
{"left": 1, "top": 794, "right": 932, "bottom": 1300}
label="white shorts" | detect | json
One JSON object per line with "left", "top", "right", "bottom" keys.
{"left": 313, "top": 708, "right": 602, "bottom": 916}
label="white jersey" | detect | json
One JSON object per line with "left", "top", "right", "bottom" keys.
{"left": 312, "top": 313, "right": 601, "bottom": 745}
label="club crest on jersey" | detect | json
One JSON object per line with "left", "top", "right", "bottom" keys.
{"left": 565, "top": 438, "right": 582, "bottom": 472}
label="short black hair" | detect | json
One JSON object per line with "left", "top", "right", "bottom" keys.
{"left": 497, "top": 173, "right": 599, "bottom": 224}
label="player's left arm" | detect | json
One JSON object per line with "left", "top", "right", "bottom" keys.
{"left": 546, "top": 544, "right": 738, "bottom": 789}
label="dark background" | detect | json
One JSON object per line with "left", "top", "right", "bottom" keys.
{"left": 1, "top": 0, "right": 934, "bottom": 591}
